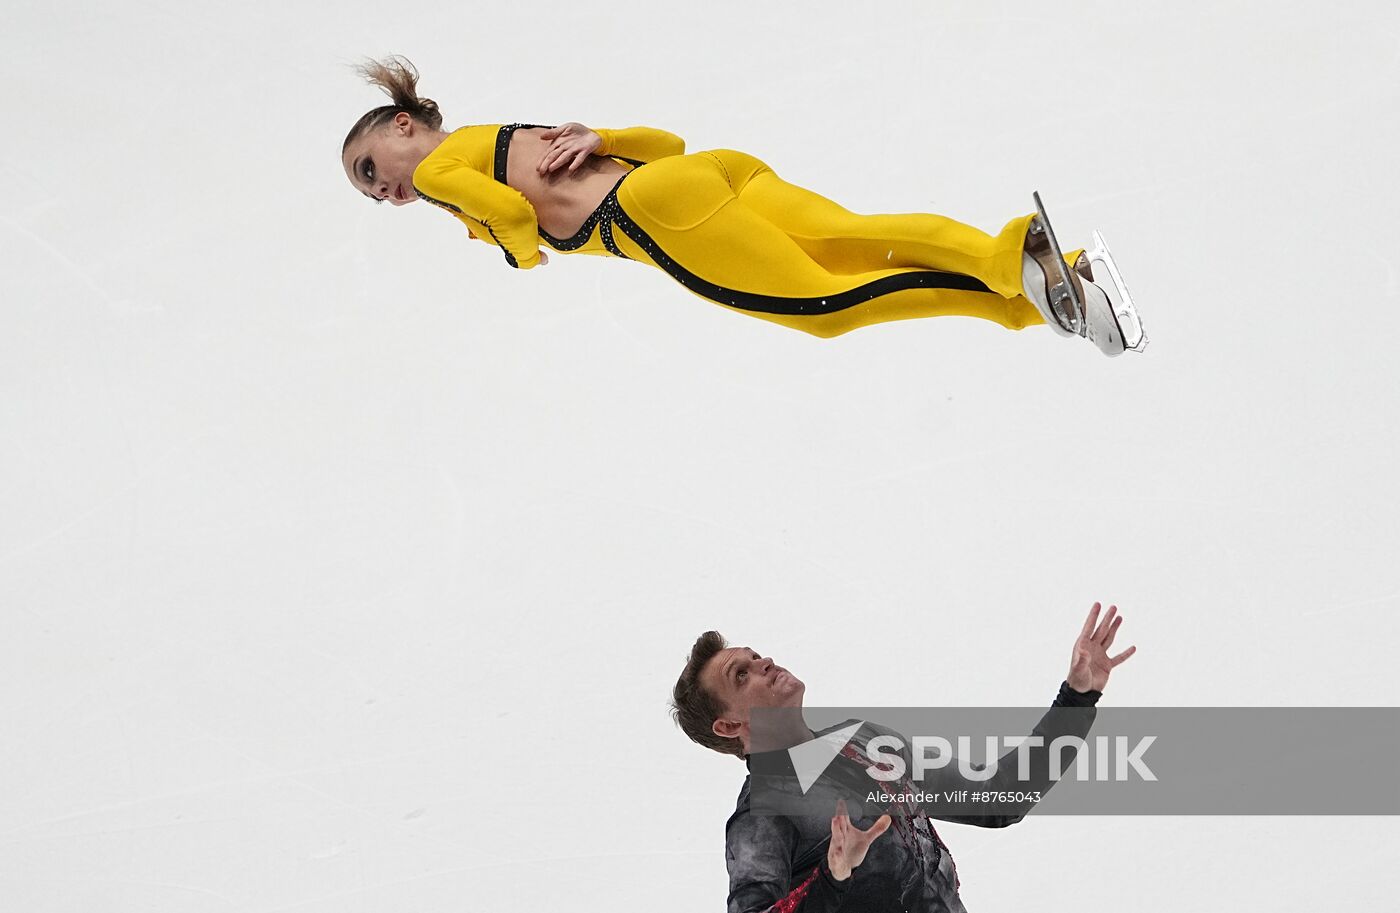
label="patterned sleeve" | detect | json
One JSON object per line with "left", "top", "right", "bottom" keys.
{"left": 726, "top": 811, "right": 849, "bottom": 913}
{"left": 593, "top": 126, "right": 686, "bottom": 165}
{"left": 411, "top": 150, "right": 543, "bottom": 269}
{"left": 921, "top": 681, "right": 1100, "bottom": 828}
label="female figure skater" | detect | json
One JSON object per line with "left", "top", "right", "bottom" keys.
{"left": 341, "top": 57, "right": 1145, "bottom": 355}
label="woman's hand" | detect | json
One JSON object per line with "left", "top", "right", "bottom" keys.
{"left": 1066, "top": 602, "right": 1136, "bottom": 693}
{"left": 537, "top": 250, "right": 549, "bottom": 266}
{"left": 538, "top": 123, "right": 602, "bottom": 174}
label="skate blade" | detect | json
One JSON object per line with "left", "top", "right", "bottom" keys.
{"left": 1031, "top": 191, "right": 1084, "bottom": 333}
{"left": 1081, "top": 279, "right": 1127, "bottom": 357}
{"left": 1086, "top": 230, "right": 1148, "bottom": 353}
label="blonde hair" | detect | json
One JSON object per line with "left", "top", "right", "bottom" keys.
{"left": 343, "top": 56, "right": 444, "bottom": 152}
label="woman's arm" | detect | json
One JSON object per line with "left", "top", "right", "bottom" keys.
{"left": 594, "top": 125, "right": 686, "bottom": 164}
{"left": 414, "top": 151, "right": 545, "bottom": 269}
{"left": 537, "top": 123, "right": 686, "bottom": 174}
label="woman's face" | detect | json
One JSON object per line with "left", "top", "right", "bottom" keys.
{"left": 342, "top": 112, "right": 425, "bottom": 206}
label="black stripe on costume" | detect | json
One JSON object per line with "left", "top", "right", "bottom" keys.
{"left": 414, "top": 187, "right": 461, "bottom": 214}
{"left": 540, "top": 176, "right": 630, "bottom": 256}
{"left": 488, "top": 226, "right": 519, "bottom": 268}
{"left": 493, "top": 124, "right": 552, "bottom": 183}
{"left": 413, "top": 186, "right": 519, "bottom": 268}
{"left": 607, "top": 205, "right": 993, "bottom": 317}
{"left": 494, "top": 124, "right": 641, "bottom": 258}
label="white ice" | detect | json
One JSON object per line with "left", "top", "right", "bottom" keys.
{"left": 2, "top": 1, "right": 1398, "bottom": 910}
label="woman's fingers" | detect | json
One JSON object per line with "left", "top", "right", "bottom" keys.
{"left": 537, "top": 124, "right": 595, "bottom": 172}
{"left": 544, "top": 145, "right": 573, "bottom": 173}
{"left": 540, "top": 143, "right": 580, "bottom": 173}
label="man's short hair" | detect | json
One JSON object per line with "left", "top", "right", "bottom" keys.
{"left": 671, "top": 630, "right": 745, "bottom": 759}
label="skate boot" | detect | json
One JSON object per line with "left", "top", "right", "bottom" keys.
{"left": 1071, "top": 259, "right": 1127, "bottom": 357}
{"left": 1077, "top": 230, "right": 1148, "bottom": 354}
{"left": 1021, "top": 192, "right": 1082, "bottom": 337}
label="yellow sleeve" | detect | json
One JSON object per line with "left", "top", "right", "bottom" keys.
{"left": 593, "top": 126, "right": 686, "bottom": 164}
{"left": 412, "top": 152, "right": 543, "bottom": 270}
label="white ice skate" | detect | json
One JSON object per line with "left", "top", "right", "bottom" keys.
{"left": 1022, "top": 252, "right": 1078, "bottom": 337}
{"left": 1024, "top": 193, "right": 1147, "bottom": 357}
{"left": 1080, "top": 230, "right": 1148, "bottom": 354}
{"left": 1076, "top": 272, "right": 1127, "bottom": 356}
{"left": 1021, "top": 192, "right": 1082, "bottom": 338}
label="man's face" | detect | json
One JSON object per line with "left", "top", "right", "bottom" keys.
{"left": 701, "top": 646, "right": 805, "bottom": 745}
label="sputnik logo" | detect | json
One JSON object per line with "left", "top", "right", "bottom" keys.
{"left": 787, "top": 721, "right": 865, "bottom": 794}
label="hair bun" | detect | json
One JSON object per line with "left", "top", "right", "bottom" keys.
{"left": 416, "top": 96, "right": 443, "bottom": 130}
{"left": 344, "top": 56, "right": 447, "bottom": 154}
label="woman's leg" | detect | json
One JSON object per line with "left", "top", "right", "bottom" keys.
{"left": 613, "top": 151, "right": 1044, "bottom": 338}
{"left": 731, "top": 156, "right": 1031, "bottom": 295}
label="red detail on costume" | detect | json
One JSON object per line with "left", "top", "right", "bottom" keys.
{"left": 769, "top": 865, "right": 821, "bottom": 913}
{"left": 837, "top": 742, "right": 960, "bottom": 890}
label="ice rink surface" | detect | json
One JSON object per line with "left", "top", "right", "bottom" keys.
{"left": 3, "top": 1, "right": 1398, "bottom": 909}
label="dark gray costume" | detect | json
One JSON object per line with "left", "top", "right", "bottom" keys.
{"left": 724, "top": 683, "right": 1100, "bottom": 912}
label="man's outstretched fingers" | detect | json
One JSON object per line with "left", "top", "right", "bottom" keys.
{"left": 1081, "top": 602, "right": 1102, "bottom": 640}
{"left": 1093, "top": 604, "right": 1118, "bottom": 642}
{"left": 1103, "top": 615, "right": 1123, "bottom": 650}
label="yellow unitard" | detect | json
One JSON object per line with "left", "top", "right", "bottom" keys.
{"left": 411, "top": 124, "right": 1049, "bottom": 338}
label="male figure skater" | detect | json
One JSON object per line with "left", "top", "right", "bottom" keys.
{"left": 671, "top": 603, "right": 1135, "bottom": 912}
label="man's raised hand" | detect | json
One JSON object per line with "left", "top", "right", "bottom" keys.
{"left": 827, "top": 799, "right": 891, "bottom": 882}
{"left": 1067, "top": 602, "right": 1136, "bottom": 693}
